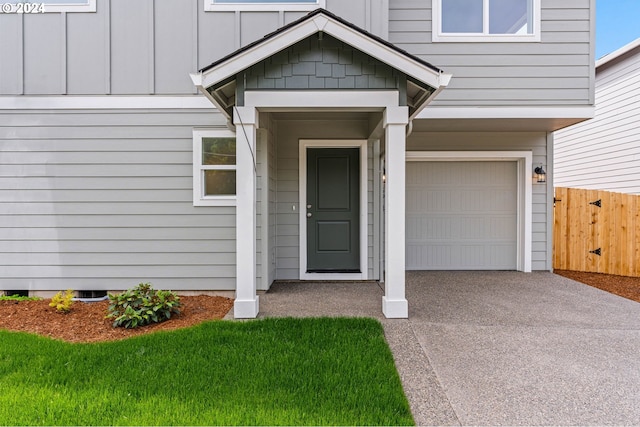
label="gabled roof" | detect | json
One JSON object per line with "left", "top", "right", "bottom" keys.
{"left": 191, "top": 8, "right": 451, "bottom": 120}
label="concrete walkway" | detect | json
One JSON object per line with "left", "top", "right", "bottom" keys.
{"left": 259, "top": 272, "right": 640, "bottom": 426}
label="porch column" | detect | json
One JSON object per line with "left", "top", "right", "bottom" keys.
{"left": 233, "top": 107, "right": 259, "bottom": 318}
{"left": 383, "top": 107, "right": 409, "bottom": 318}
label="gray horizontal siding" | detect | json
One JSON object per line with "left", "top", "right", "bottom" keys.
{"left": 388, "top": 0, "right": 593, "bottom": 107}
{"left": 554, "top": 48, "right": 640, "bottom": 194}
{"left": 0, "top": 108, "right": 238, "bottom": 291}
{"left": 0, "top": 0, "right": 386, "bottom": 96}
{"left": 407, "top": 131, "right": 550, "bottom": 271}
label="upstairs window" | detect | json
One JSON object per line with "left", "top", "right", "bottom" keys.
{"left": 205, "top": 0, "right": 325, "bottom": 12}
{"left": 433, "top": 0, "right": 540, "bottom": 42}
{"left": 193, "top": 129, "right": 237, "bottom": 206}
{"left": 3, "top": 0, "right": 96, "bottom": 13}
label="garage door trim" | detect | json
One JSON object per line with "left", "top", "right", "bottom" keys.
{"left": 406, "top": 151, "right": 532, "bottom": 272}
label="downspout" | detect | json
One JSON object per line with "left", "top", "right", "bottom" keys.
{"left": 406, "top": 120, "right": 413, "bottom": 138}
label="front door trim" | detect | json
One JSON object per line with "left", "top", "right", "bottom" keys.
{"left": 300, "top": 140, "right": 368, "bottom": 280}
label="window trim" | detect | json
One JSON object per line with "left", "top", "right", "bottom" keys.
{"left": 204, "top": 0, "right": 325, "bottom": 12}
{"left": 193, "top": 129, "right": 237, "bottom": 207}
{"left": 432, "top": 0, "right": 541, "bottom": 43}
{"left": 6, "top": 0, "right": 97, "bottom": 13}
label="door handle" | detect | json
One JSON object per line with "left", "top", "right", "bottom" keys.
{"left": 307, "top": 212, "right": 312, "bottom": 218}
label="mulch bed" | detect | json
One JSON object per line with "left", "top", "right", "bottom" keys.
{"left": 3, "top": 271, "right": 638, "bottom": 343}
{"left": 554, "top": 270, "right": 640, "bottom": 303}
{"left": 0, "top": 295, "right": 234, "bottom": 343}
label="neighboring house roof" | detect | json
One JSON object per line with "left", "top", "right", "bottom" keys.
{"left": 596, "top": 37, "right": 640, "bottom": 70}
{"left": 191, "top": 8, "right": 451, "bottom": 122}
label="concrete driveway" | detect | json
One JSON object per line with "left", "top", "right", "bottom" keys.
{"left": 260, "top": 271, "right": 640, "bottom": 426}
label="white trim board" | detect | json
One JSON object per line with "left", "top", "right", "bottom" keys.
{"left": 0, "top": 97, "right": 594, "bottom": 123}
{"left": 204, "top": 0, "right": 325, "bottom": 12}
{"left": 299, "top": 140, "right": 368, "bottom": 281}
{"left": 406, "top": 151, "right": 533, "bottom": 273}
{"left": 192, "top": 128, "right": 238, "bottom": 207}
{"left": 0, "top": 96, "right": 216, "bottom": 110}
{"left": 431, "top": 0, "right": 540, "bottom": 43}
{"left": 416, "top": 106, "right": 595, "bottom": 120}
{"left": 245, "top": 90, "right": 401, "bottom": 110}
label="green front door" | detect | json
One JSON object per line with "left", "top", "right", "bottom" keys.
{"left": 306, "top": 148, "right": 360, "bottom": 272}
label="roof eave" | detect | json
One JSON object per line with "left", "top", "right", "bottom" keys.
{"left": 196, "top": 9, "right": 446, "bottom": 94}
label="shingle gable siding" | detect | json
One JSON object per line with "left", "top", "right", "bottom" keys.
{"left": 237, "top": 34, "right": 407, "bottom": 102}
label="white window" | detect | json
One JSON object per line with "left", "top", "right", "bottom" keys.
{"left": 205, "top": 0, "right": 325, "bottom": 12}
{"left": 433, "top": 0, "right": 540, "bottom": 42}
{"left": 3, "top": 0, "right": 96, "bottom": 13}
{"left": 193, "top": 129, "right": 237, "bottom": 207}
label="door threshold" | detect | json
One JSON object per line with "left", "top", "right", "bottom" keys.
{"left": 301, "top": 271, "right": 366, "bottom": 281}
{"left": 307, "top": 270, "right": 362, "bottom": 274}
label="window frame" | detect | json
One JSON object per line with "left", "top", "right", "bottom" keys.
{"left": 204, "top": 0, "right": 325, "bottom": 12}
{"left": 432, "top": 0, "right": 540, "bottom": 43}
{"left": 193, "top": 129, "right": 237, "bottom": 207}
{"left": 5, "top": 0, "right": 96, "bottom": 13}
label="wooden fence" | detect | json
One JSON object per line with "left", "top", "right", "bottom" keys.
{"left": 553, "top": 187, "right": 640, "bottom": 277}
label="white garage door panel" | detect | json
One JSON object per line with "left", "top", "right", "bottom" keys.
{"left": 406, "top": 161, "right": 517, "bottom": 270}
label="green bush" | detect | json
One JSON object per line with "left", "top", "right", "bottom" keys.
{"left": 106, "top": 283, "right": 181, "bottom": 329}
{"left": 0, "top": 295, "right": 42, "bottom": 301}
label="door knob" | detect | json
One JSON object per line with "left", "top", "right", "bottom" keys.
{"left": 307, "top": 204, "right": 312, "bottom": 209}
{"left": 307, "top": 212, "right": 312, "bottom": 218}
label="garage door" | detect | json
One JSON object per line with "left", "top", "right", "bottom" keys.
{"left": 406, "top": 161, "right": 517, "bottom": 270}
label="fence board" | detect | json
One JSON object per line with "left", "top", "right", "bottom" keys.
{"left": 554, "top": 187, "right": 639, "bottom": 277}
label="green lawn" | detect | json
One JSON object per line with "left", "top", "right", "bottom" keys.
{"left": 0, "top": 317, "right": 414, "bottom": 426}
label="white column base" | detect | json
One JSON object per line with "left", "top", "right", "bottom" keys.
{"left": 382, "top": 296, "right": 408, "bottom": 319}
{"left": 234, "top": 297, "right": 260, "bottom": 319}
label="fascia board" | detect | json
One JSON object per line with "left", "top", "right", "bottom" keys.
{"left": 596, "top": 38, "right": 640, "bottom": 69}
{"left": 321, "top": 19, "right": 446, "bottom": 90}
{"left": 199, "top": 13, "right": 449, "bottom": 92}
{"left": 200, "top": 20, "right": 319, "bottom": 89}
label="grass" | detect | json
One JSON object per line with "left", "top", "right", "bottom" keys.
{"left": 0, "top": 317, "right": 414, "bottom": 426}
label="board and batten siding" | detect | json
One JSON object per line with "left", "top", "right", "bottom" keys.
{"left": 407, "top": 132, "right": 550, "bottom": 271}
{"left": 0, "top": 0, "right": 387, "bottom": 96}
{"left": 274, "top": 119, "right": 376, "bottom": 281}
{"left": 0, "top": 108, "right": 239, "bottom": 291}
{"left": 554, "top": 46, "right": 640, "bottom": 194}
{"left": 388, "top": 0, "right": 594, "bottom": 106}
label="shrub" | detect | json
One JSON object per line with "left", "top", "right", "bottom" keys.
{"left": 106, "top": 283, "right": 181, "bottom": 329}
{"left": 0, "top": 295, "right": 43, "bottom": 301}
{"left": 49, "top": 289, "right": 75, "bottom": 313}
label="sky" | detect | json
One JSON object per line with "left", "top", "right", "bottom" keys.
{"left": 596, "top": 0, "right": 640, "bottom": 59}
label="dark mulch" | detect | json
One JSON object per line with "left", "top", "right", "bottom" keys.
{"left": 0, "top": 295, "right": 234, "bottom": 343}
{"left": 555, "top": 270, "right": 640, "bottom": 303}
